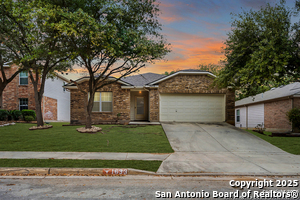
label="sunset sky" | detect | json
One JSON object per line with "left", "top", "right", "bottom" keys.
{"left": 142, "top": 0, "right": 296, "bottom": 74}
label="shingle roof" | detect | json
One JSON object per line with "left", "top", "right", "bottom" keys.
{"left": 121, "top": 73, "right": 165, "bottom": 86}
{"left": 235, "top": 82, "right": 300, "bottom": 107}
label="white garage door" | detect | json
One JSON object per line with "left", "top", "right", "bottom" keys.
{"left": 160, "top": 94, "right": 225, "bottom": 122}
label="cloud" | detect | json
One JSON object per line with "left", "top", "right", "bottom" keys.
{"left": 140, "top": 28, "right": 226, "bottom": 74}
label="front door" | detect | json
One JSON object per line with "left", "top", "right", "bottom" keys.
{"left": 135, "top": 96, "right": 146, "bottom": 120}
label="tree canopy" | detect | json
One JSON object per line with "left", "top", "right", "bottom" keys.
{"left": 52, "top": 0, "right": 170, "bottom": 128}
{"left": 216, "top": 0, "right": 300, "bottom": 98}
{"left": 0, "top": 0, "right": 72, "bottom": 126}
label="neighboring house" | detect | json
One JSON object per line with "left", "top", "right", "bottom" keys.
{"left": 0, "top": 64, "right": 71, "bottom": 121}
{"left": 64, "top": 69, "right": 235, "bottom": 124}
{"left": 235, "top": 82, "right": 300, "bottom": 133}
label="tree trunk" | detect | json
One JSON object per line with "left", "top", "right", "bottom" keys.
{"left": 34, "top": 91, "right": 44, "bottom": 126}
{"left": 85, "top": 92, "right": 94, "bottom": 129}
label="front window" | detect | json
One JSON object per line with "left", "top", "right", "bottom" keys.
{"left": 90, "top": 92, "right": 112, "bottom": 112}
{"left": 236, "top": 109, "right": 240, "bottom": 122}
{"left": 19, "top": 71, "right": 28, "bottom": 85}
{"left": 19, "top": 98, "right": 28, "bottom": 110}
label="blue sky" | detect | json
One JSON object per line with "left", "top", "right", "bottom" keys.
{"left": 143, "top": 0, "right": 297, "bottom": 73}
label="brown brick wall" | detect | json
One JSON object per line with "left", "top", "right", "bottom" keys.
{"left": 149, "top": 89, "right": 159, "bottom": 121}
{"left": 264, "top": 99, "right": 292, "bottom": 131}
{"left": 293, "top": 98, "right": 300, "bottom": 109}
{"left": 70, "top": 82, "right": 130, "bottom": 124}
{"left": 43, "top": 96, "right": 57, "bottom": 120}
{"left": 158, "top": 75, "right": 227, "bottom": 94}
{"left": 1, "top": 64, "right": 36, "bottom": 110}
{"left": 156, "top": 75, "right": 235, "bottom": 124}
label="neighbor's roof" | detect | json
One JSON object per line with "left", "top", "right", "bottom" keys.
{"left": 121, "top": 73, "right": 165, "bottom": 86}
{"left": 235, "top": 82, "right": 300, "bottom": 107}
{"left": 58, "top": 72, "right": 86, "bottom": 82}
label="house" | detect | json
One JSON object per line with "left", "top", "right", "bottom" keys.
{"left": 235, "top": 82, "right": 300, "bottom": 133}
{"left": 0, "top": 64, "right": 71, "bottom": 121}
{"left": 64, "top": 69, "right": 235, "bottom": 124}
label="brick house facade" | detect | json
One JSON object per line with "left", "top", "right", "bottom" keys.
{"left": 65, "top": 70, "right": 235, "bottom": 125}
{"left": 235, "top": 82, "right": 300, "bottom": 132}
{"left": 1, "top": 64, "right": 70, "bottom": 121}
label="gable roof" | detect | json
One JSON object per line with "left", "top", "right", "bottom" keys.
{"left": 235, "top": 82, "right": 300, "bottom": 107}
{"left": 121, "top": 73, "right": 165, "bottom": 86}
{"left": 147, "top": 69, "right": 216, "bottom": 85}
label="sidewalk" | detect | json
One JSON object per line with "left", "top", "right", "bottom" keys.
{"left": 0, "top": 151, "right": 170, "bottom": 161}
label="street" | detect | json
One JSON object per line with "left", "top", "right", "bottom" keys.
{"left": 0, "top": 175, "right": 299, "bottom": 199}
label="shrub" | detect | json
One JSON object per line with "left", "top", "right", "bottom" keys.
{"left": 287, "top": 108, "right": 300, "bottom": 129}
{"left": 11, "top": 110, "right": 22, "bottom": 120}
{"left": 0, "top": 109, "right": 8, "bottom": 121}
{"left": 24, "top": 116, "right": 35, "bottom": 121}
{"left": 21, "top": 109, "right": 36, "bottom": 120}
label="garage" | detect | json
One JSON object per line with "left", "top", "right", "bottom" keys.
{"left": 159, "top": 94, "right": 225, "bottom": 122}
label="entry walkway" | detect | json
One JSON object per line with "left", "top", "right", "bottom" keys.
{"left": 0, "top": 151, "right": 170, "bottom": 161}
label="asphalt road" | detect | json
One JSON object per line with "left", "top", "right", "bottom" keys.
{"left": 0, "top": 175, "right": 299, "bottom": 199}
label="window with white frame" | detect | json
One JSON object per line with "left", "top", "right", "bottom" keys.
{"left": 90, "top": 92, "right": 112, "bottom": 112}
{"left": 19, "top": 71, "right": 28, "bottom": 85}
{"left": 236, "top": 109, "right": 240, "bottom": 122}
{"left": 19, "top": 98, "right": 28, "bottom": 110}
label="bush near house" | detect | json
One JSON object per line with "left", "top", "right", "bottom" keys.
{"left": 24, "top": 116, "right": 35, "bottom": 121}
{"left": 11, "top": 110, "right": 22, "bottom": 120}
{"left": 287, "top": 108, "right": 300, "bottom": 131}
{"left": 0, "top": 109, "right": 8, "bottom": 121}
{"left": 21, "top": 110, "right": 36, "bottom": 120}
{"left": 0, "top": 110, "right": 24, "bottom": 121}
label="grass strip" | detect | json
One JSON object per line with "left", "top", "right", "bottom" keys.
{"left": 246, "top": 130, "right": 300, "bottom": 155}
{"left": 0, "top": 159, "right": 162, "bottom": 172}
{"left": 0, "top": 123, "right": 173, "bottom": 153}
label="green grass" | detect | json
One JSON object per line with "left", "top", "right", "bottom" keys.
{"left": 0, "top": 123, "right": 173, "bottom": 153}
{"left": 246, "top": 130, "right": 300, "bottom": 155}
{"left": 0, "top": 159, "right": 161, "bottom": 172}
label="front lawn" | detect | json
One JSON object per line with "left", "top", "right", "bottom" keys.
{"left": 0, "top": 159, "right": 161, "bottom": 172}
{"left": 0, "top": 123, "right": 173, "bottom": 153}
{"left": 246, "top": 130, "right": 300, "bottom": 155}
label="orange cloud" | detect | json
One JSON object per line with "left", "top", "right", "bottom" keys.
{"left": 139, "top": 28, "right": 225, "bottom": 74}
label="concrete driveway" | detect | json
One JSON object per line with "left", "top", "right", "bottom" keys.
{"left": 158, "top": 122, "right": 300, "bottom": 174}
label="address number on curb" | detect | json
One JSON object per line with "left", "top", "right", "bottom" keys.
{"left": 103, "top": 169, "right": 128, "bottom": 175}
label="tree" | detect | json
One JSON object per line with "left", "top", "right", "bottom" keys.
{"left": 164, "top": 71, "right": 177, "bottom": 76}
{"left": 54, "top": 0, "right": 170, "bottom": 128}
{"left": 0, "top": 46, "right": 24, "bottom": 105}
{"left": 198, "top": 63, "right": 223, "bottom": 75}
{"left": 216, "top": 1, "right": 300, "bottom": 98}
{"left": 0, "top": 0, "right": 72, "bottom": 126}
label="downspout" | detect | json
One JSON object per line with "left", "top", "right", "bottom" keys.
{"left": 43, "top": 97, "right": 45, "bottom": 122}
{"left": 246, "top": 105, "right": 248, "bottom": 130}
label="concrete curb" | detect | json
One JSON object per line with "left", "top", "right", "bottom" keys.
{"left": 0, "top": 167, "right": 155, "bottom": 176}
{"left": 0, "top": 167, "right": 299, "bottom": 177}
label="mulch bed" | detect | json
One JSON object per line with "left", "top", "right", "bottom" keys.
{"left": 28, "top": 125, "right": 53, "bottom": 130}
{"left": 76, "top": 126, "right": 102, "bottom": 133}
{"left": 270, "top": 132, "right": 300, "bottom": 137}
{"left": 0, "top": 121, "right": 16, "bottom": 126}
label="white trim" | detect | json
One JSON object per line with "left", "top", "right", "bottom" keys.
{"left": 63, "top": 85, "right": 77, "bottom": 89}
{"left": 148, "top": 71, "right": 216, "bottom": 85}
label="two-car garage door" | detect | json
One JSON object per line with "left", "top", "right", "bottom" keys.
{"left": 159, "top": 94, "right": 225, "bottom": 122}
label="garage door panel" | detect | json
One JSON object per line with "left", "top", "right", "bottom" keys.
{"left": 160, "top": 94, "right": 225, "bottom": 122}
